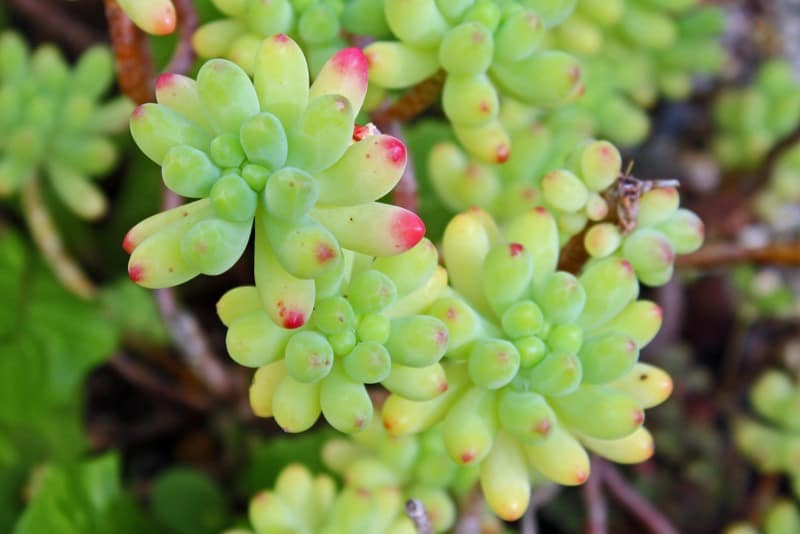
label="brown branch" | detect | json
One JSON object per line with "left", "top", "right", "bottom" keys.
{"left": 406, "top": 499, "right": 434, "bottom": 534}
{"left": 7, "top": 0, "right": 103, "bottom": 53}
{"left": 104, "top": 0, "right": 156, "bottom": 104}
{"left": 108, "top": 352, "right": 210, "bottom": 411}
{"left": 676, "top": 241, "right": 800, "bottom": 269}
{"left": 372, "top": 70, "right": 446, "bottom": 124}
{"left": 454, "top": 486, "right": 484, "bottom": 534}
{"left": 521, "top": 484, "right": 562, "bottom": 534}
{"left": 748, "top": 123, "right": 800, "bottom": 195}
{"left": 164, "top": 0, "right": 199, "bottom": 74}
{"left": 155, "top": 287, "right": 232, "bottom": 398}
{"left": 600, "top": 461, "right": 679, "bottom": 534}
{"left": 105, "top": 0, "right": 198, "bottom": 104}
{"left": 583, "top": 459, "right": 608, "bottom": 534}
{"left": 745, "top": 473, "right": 780, "bottom": 525}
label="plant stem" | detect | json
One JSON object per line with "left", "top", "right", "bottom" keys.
{"left": 406, "top": 499, "right": 434, "bottom": 534}
{"left": 109, "top": 352, "right": 209, "bottom": 411}
{"left": 454, "top": 486, "right": 483, "bottom": 534}
{"left": 20, "top": 176, "right": 96, "bottom": 299}
{"left": 155, "top": 287, "right": 232, "bottom": 398}
{"left": 104, "top": 0, "right": 156, "bottom": 104}
{"left": 164, "top": 0, "right": 199, "bottom": 74}
{"left": 7, "top": 0, "right": 102, "bottom": 53}
{"left": 677, "top": 241, "right": 800, "bottom": 269}
{"left": 104, "top": 0, "right": 198, "bottom": 104}
{"left": 583, "top": 458, "right": 608, "bottom": 534}
{"left": 372, "top": 70, "right": 446, "bottom": 124}
{"left": 600, "top": 461, "right": 679, "bottom": 534}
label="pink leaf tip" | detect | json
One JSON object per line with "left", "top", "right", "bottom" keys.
{"left": 381, "top": 137, "right": 406, "bottom": 166}
{"left": 128, "top": 263, "right": 144, "bottom": 282}
{"left": 391, "top": 209, "right": 426, "bottom": 251}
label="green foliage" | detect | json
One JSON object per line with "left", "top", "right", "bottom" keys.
{"left": 151, "top": 468, "right": 229, "bottom": 534}
{"left": 13, "top": 454, "right": 153, "bottom": 534}
{"left": 0, "top": 32, "right": 132, "bottom": 218}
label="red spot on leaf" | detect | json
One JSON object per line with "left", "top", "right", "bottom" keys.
{"left": 274, "top": 33, "right": 290, "bottom": 43}
{"left": 316, "top": 244, "right": 336, "bottom": 264}
{"left": 509, "top": 243, "right": 524, "bottom": 256}
{"left": 534, "top": 206, "right": 548, "bottom": 215}
{"left": 353, "top": 124, "right": 370, "bottom": 141}
{"left": 381, "top": 137, "right": 406, "bottom": 166}
{"left": 575, "top": 470, "right": 588, "bottom": 484}
{"left": 534, "top": 419, "right": 552, "bottom": 436}
{"left": 435, "top": 328, "right": 448, "bottom": 347}
{"left": 620, "top": 259, "right": 634, "bottom": 275}
{"left": 128, "top": 263, "right": 144, "bottom": 282}
{"left": 460, "top": 450, "right": 476, "bottom": 464}
{"left": 438, "top": 381, "right": 448, "bottom": 393}
{"left": 495, "top": 143, "right": 510, "bottom": 163}
{"left": 282, "top": 311, "right": 305, "bottom": 329}
{"left": 391, "top": 209, "right": 426, "bottom": 251}
{"left": 131, "top": 105, "right": 146, "bottom": 119}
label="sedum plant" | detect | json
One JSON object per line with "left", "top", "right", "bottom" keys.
{"left": 362, "top": 0, "right": 583, "bottom": 163}
{"left": 545, "top": 0, "right": 725, "bottom": 146}
{"left": 223, "top": 238, "right": 451, "bottom": 433}
{"left": 193, "top": 0, "right": 349, "bottom": 75}
{"left": 736, "top": 368, "right": 800, "bottom": 499}
{"left": 0, "top": 31, "right": 132, "bottom": 297}
{"left": 378, "top": 206, "right": 683, "bottom": 520}
{"left": 125, "top": 35, "right": 425, "bottom": 330}
{"left": 714, "top": 59, "right": 800, "bottom": 170}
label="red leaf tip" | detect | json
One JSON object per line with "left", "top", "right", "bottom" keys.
{"left": 155, "top": 73, "right": 175, "bottom": 91}
{"left": 392, "top": 209, "right": 426, "bottom": 251}
{"left": 128, "top": 263, "right": 144, "bottom": 282}
{"left": 509, "top": 243, "right": 524, "bottom": 256}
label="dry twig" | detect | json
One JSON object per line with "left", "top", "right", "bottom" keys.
{"left": 677, "top": 241, "right": 800, "bottom": 269}
{"left": 600, "top": 460, "right": 679, "bottom": 534}
{"left": 7, "top": 0, "right": 102, "bottom": 53}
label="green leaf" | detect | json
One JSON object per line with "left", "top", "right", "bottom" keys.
{"left": 99, "top": 278, "right": 169, "bottom": 345}
{"left": 151, "top": 468, "right": 228, "bottom": 534}
{"left": 0, "top": 227, "right": 120, "bottom": 424}
{"left": 13, "top": 454, "right": 155, "bottom": 534}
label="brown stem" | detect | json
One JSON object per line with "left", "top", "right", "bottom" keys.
{"left": 600, "top": 461, "right": 679, "bottom": 534}
{"left": 7, "top": 0, "right": 103, "bottom": 53}
{"left": 372, "top": 70, "right": 446, "bottom": 124}
{"left": 406, "top": 499, "right": 434, "bottom": 534}
{"left": 104, "top": 0, "right": 156, "bottom": 104}
{"left": 521, "top": 484, "right": 562, "bottom": 534}
{"left": 745, "top": 473, "right": 780, "bottom": 525}
{"left": 164, "top": 0, "right": 199, "bottom": 74}
{"left": 155, "top": 287, "right": 232, "bottom": 398}
{"left": 677, "top": 241, "right": 800, "bottom": 269}
{"left": 108, "top": 352, "right": 209, "bottom": 411}
{"left": 454, "top": 486, "right": 484, "bottom": 534}
{"left": 583, "top": 459, "right": 608, "bottom": 534}
{"left": 105, "top": 0, "right": 199, "bottom": 104}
